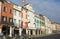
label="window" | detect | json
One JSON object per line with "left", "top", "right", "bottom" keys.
{"left": 9, "top": 18, "right": 13, "bottom": 23}
{"left": 18, "top": 11, "right": 20, "bottom": 16}
{"left": 19, "top": 20, "right": 20, "bottom": 26}
{"left": 37, "top": 20, "right": 39, "bottom": 23}
{"left": 2, "top": 16, "right": 7, "bottom": 22}
{"left": 35, "top": 19, "right": 36, "bottom": 22}
{"left": 4, "top": 7, "right": 6, "bottom": 12}
{"left": 14, "top": 19, "right": 16, "bottom": 23}
{"left": 14, "top": 10, "right": 16, "bottom": 15}
{"left": 10, "top": 9, "right": 12, "bottom": 13}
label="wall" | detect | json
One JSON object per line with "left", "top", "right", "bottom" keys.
{"left": 13, "top": 5, "right": 21, "bottom": 27}
{"left": 44, "top": 16, "right": 52, "bottom": 34}
{"left": 1, "top": 1, "right": 13, "bottom": 23}
{"left": 35, "top": 16, "right": 40, "bottom": 29}
{"left": 28, "top": 11, "right": 35, "bottom": 29}
{"left": 25, "top": 3, "right": 36, "bottom": 29}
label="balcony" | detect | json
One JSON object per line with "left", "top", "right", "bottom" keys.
{"left": 8, "top": 22, "right": 14, "bottom": 26}
{"left": 1, "top": 21, "right": 7, "bottom": 25}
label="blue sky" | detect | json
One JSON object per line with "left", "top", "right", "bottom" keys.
{"left": 8, "top": 0, "right": 60, "bottom": 23}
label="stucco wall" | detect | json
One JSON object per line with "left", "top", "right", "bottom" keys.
{"left": 13, "top": 5, "right": 21, "bottom": 27}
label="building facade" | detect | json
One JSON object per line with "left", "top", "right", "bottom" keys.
{"left": 24, "top": 3, "right": 36, "bottom": 35}
{"left": 1, "top": 1, "right": 14, "bottom": 37}
{"left": 51, "top": 22, "right": 60, "bottom": 33}
{"left": 13, "top": 4, "right": 21, "bottom": 36}
{"left": 56, "top": 23, "right": 60, "bottom": 32}
{"left": 51, "top": 22, "right": 57, "bottom": 33}
{"left": 34, "top": 13, "right": 40, "bottom": 35}
{"left": 39, "top": 14, "right": 45, "bottom": 35}
{"left": 21, "top": 4, "right": 28, "bottom": 35}
{"left": 44, "top": 16, "right": 52, "bottom": 34}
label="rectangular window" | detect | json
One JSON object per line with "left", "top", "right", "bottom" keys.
{"left": 35, "top": 19, "right": 36, "bottom": 22}
{"left": 9, "top": 18, "right": 13, "bottom": 23}
{"left": 2, "top": 16, "right": 7, "bottom": 22}
{"left": 4, "top": 7, "right": 6, "bottom": 12}
{"left": 19, "top": 12, "right": 20, "bottom": 16}
{"left": 37, "top": 20, "right": 39, "bottom": 23}
{"left": 19, "top": 20, "right": 20, "bottom": 26}
{"left": 14, "top": 19, "right": 16, "bottom": 23}
{"left": 14, "top": 10, "right": 16, "bottom": 15}
{"left": 10, "top": 8, "right": 12, "bottom": 13}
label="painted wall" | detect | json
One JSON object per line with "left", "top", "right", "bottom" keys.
{"left": 28, "top": 11, "right": 35, "bottom": 29}
{"left": 25, "top": 3, "right": 36, "bottom": 29}
{"left": 21, "top": 8, "right": 28, "bottom": 28}
{"left": 35, "top": 16, "right": 40, "bottom": 29}
{"left": 13, "top": 5, "right": 21, "bottom": 27}
{"left": 44, "top": 16, "right": 52, "bottom": 34}
{"left": 1, "top": 1, "right": 13, "bottom": 22}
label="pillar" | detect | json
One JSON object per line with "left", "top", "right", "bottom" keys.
{"left": 9, "top": 26, "right": 12, "bottom": 37}
{"left": 26, "top": 29, "right": 28, "bottom": 35}
{"left": 19, "top": 28, "right": 22, "bottom": 36}
{"left": 29, "top": 30, "right": 31, "bottom": 35}
{"left": 33, "top": 30, "right": 35, "bottom": 35}
{"left": 0, "top": 25, "right": 2, "bottom": 34}
{"left": 37, "top": 30, "right": 39, "bottom": 35}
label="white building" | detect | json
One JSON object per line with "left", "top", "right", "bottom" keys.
{"left": 44, "top": 16, "right": 52, "bottom": 34}
{"left": 13, "top": 4, "right": 22, "bottom": 36}
{"left": 24, "top": 3, "right": 36, "bottom": 35}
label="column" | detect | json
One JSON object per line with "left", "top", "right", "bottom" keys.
{"left": 26, "top": 29, "right": 28, "bottom": 35}
{"left": 19, "top": 28, "right": 22, "bottom": 36}
{"left": 37, "top": 30, "right": 39, "bottom": 35}
{"left": 29, "top": 30, "right": 31, "bottom": 35}
{"left": 33, "top": 30, "right": 35, "bottom": 35}
{"left": 9, "top": 26, "right": 12, "bottom": 37}
{"left": 0, "top": 25, "right": 2, "bottom": 34}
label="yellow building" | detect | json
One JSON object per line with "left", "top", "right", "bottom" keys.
{"left": 51, "top": 22, "right": 60, "bottom": 33}
{"left": 39, "top": 14, "right": 45, "bottom": 35}
{"left": 51, "top": 22, "right": 57, "bottom": 33}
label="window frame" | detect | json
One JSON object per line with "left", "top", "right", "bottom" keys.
{"left": 10, "top": 8, "right": 12, "bottom": 14}
{"left": 3, "top": 6, "right": 6, "bottom": 12}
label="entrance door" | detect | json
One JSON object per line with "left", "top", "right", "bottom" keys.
{"left": 22, "top": 29, "right": 26, "bottom": 35}
{"left": 36, "top": 30, "right": 37, "bottom": 35}
{"left": 30, "top": 30, "right": 33, "bottom": 35}
{"left": 2, "top": 25, "right": 10, "bottom": 35}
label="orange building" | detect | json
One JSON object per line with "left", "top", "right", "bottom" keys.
{"left": 0, "top": 1, "right": 14, "bottom": 36}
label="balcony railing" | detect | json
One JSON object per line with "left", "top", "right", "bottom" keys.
{"left": 1, "top": 21, "right": 7, "bottom": 25}
{"left": 8, "top": 22, "right": 14, "bottom": 26}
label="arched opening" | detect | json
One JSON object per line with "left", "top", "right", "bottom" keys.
{"left": 36, "top": 30, "right": 37, "bottom": 35}
{"left": 14, "top": 27, "right": 19, "bottom": 35}
{"left": 2, "top": 25, "right": 10, "bottom": 35}
{"left": 22, "top": 29, "right": 26, "bottom": 35}
{"left": 30, "top": 30, "right": 33, "bottom": 35}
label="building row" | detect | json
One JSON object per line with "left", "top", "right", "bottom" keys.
{"left": 0, "top": 0, "right": 60, "bottom": 37}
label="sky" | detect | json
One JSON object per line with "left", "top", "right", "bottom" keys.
{"left": 8, "top": 0, "right": 60, "bottom": 23}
